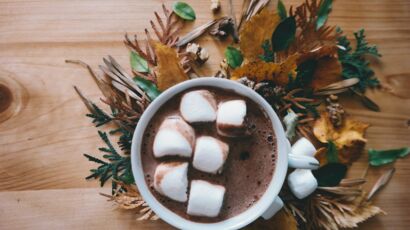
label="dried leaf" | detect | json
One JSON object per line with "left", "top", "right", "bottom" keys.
{"left": 310, "top": 56, "right": 342, "bottom": 90}
{"left": 313, "top": 112, "right": 369, "bottom": 164}
{"left": 239, "top": 8, "right": 280, "bottom": 60}
{"left": 172, "top": 2, "right": 196, "bottom": 21}
{"left": 367, "top": 167, "right": 395, "bottom": 200}
{"left": 153, "top": 42, "right": 189, "bottom": 91}
{"left": 231, "top": 54, "right": 299, "bottom": 86}
{"left": 315, "top": 78, "right": 359, "bottom": 93}
{"left": 368, "top": 147, "right": 410, "bottom": 166}
{"left": 351, "top": 88, "right": 381, "bottom": 112}
{"left": 231, "top": 60, "right": 279, "bottom": 82}
{"left": 176, "top": 19, "right": 218, "bottom": 47}
{"left": 272, "top": 16, "right": 296, "bottom": 52}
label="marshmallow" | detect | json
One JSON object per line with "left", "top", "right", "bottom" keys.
{"left": 153, "top": 116, "right": 195, "bottom": 158}
{"left": 187, "top": 180, "right": 226, "bottom": 217}
{"left": 193, "top": 136, "right": 229, "bottom": 174}
{"left": 180, "top": 90, "right": 217, "bottom": 123}
{"left": 216, "top": 100, "right": 247, "bottom": 137}
{"left": 154, "top": 162, "right": 189, "bottom": 202}
{"left": 287, "top": 169, "right": 318, "bottom": 199}
{"left": 291, "top": 137, "right": 316, "bottom": 157}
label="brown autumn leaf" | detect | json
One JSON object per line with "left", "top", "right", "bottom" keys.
{"left": 314, "top": 147, "right": 328, "bottom": 166}
{"left": 231, "top": 54, "right": 299, "bottom": 86}
{"left": 313, "top": 112, "right": 370, "bottom": 164}
{"left": 239, "top": 8, "right": 280, "bottom": 60}
{"left": 310, "top": 56, "right": 342, "bottom": 90}
{"left": 152, "top": 41, "right": 189, "bottom": 91}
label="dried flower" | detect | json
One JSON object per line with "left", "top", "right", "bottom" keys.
{"left": 326, "top": 94, "right": 344, "bottom": 127}
{"left": 186, "top": 43, "right": 210, "bottom": 64}
{"left": 209, "top": 17, "right": 235, "bottom": 40}
{"left": 236, "top": 77, "right": 255, "bottom": 88}
{"left": 210, "top": 0, "right": 221, "bottom": 13}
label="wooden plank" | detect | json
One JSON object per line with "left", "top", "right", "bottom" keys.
{"left": 0, "top": 0, "right": 409, "bottom": 229}
{"left": 0, "top": 188, "right": 173, "bottom": 230}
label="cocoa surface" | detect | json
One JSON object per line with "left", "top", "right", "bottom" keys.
{"left": 141, "top": 87, "right": 277, "bottom": 222}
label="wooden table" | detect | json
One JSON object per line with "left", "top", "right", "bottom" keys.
{"left": 0, "top": 0, "right": 409, "bottom": 229}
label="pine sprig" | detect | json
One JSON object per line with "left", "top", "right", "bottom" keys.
{"left": 337, "top": 28, "right": 381, "bottom": 92}
{"left": 84, "top": 131, "right": 134, "bottom": 187}
{"left": 85, "top": 103, "right": 112, "bottom": 127}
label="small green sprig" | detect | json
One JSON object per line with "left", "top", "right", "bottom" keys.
{"left": 84, "top": 131, "right": 134, "bottom": 187}
{"left": 259, "top": 40, "right": 274, "bottom": 62}
{"left": 337, "top": 28, "right": 381, "bottom": 92}
{"left": 86, "top": 103, "right": 112, "bottom": 127}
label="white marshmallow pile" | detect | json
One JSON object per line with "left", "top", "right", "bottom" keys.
{"left": 187, "top": 180, "right": 226, "bottom": 217}
{"left": 154, "top": 162, "right": 189, "bottom": 202}
{"left": 153, "top": 115, "right": 195, "bottom": 158}
{"left": 180, "top": 90, "right": 217, "bottom": 123}
{"left": 193, "top": 136, "right": 229, "bottom": 174}
{"left": 287, "top": 137, "right": 318, "bottom": 199}
{"left": 216, "top": 100, "right": 247, "bottom": 137}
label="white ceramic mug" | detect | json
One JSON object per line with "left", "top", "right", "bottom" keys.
{"left": 131, "top": 78, "right": 317, "bottom": 230}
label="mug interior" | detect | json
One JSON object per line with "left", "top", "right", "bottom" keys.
{"left": 131, "top": 78, "right": 288, "bottom": 230}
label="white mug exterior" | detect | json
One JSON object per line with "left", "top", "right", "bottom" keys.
{"left": 131, "top": 78, "right": 288, "bottom": 230}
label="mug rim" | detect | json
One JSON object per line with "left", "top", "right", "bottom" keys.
{"left": 131, "top": 78, "right": 288, "bottom": 230}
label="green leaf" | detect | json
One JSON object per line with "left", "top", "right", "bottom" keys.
{"left": 133, "top": 77, "right": 161, "bottom": 101}
{"left": 326, "top": 140, "right": 339, "bottom": 163}
{"left": 259, "top": 40, "right": 274, "bottom": 62}
{"left": 271, "top": 16, "right": 296, "bottom": 52}
{"left": 295, "top": 59, "right": 317, "bottom": 87}
{"left": 277, "top": 0, "right": 287, "bottom": 20}
{"left": 130, "top": 51, "right": 149, "bottom": 73}
{"left": 225, "top": 46, "right": 243, "bottom": 69}
{"left": 313, "top": 163, "right": 347, "bottom": 186}
{"left": 368, "top": 147, "right": 410, "bottom": 166}
{"left": 316, "top": 0, "right": 332, "bottom": 30}
{"left": 172, "top": 2, "right": 196, "bottom": 21}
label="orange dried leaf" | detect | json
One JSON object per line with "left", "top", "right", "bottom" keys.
{"left": 153, "top": 42, "right": 189, "bottom": 91}
{"left": 239, "top": 9, "right": 280, "bottom": 60}
{"left": 313, "top": 112, "right": 370, "bottom": 164}
{"left": 310, "top": 56, "right": 342, "bottom": 90}
{"left": 231, "top": 54, "right": 299, "bottom": 86}
{"left": 278, "top": 53, "right": 299, "bottom": 83}
{"left": 231, "top": 60, "right": 280, "bottom": 82}
{"left": 314, "top": 147, "right": 328, "bottom": 166}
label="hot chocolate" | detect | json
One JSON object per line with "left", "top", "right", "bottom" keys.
{"left": 141, "top": 87, "right": 277, "bottom": 222}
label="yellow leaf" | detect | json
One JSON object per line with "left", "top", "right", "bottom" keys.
{"left": 239, "top": 9, "right": 280, "bottom": 60}
{"left": 231, "top": 54, "right": 299, "bottom": 86}
{"left": 313, "top": 112, "right": 370, "bottom": 164}
{"left": 153, "top": 42, "right": 189, "bottom": 91}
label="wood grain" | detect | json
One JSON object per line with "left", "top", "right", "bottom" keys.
{"left": 0, "top": 0, "right": 409, "bottom": 229}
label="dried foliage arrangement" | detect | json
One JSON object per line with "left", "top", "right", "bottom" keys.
{"left": 70, "top": 1, "right": 409, "bottom": 229}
